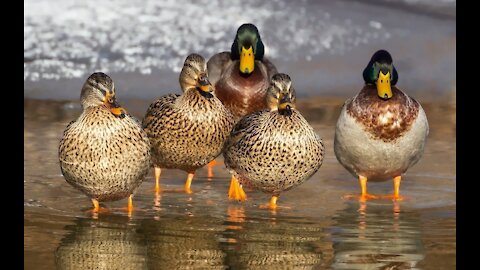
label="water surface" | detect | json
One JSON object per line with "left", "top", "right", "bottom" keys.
{"left": 24, "top": 98, "right": 455, "bottom": 269}
{"left": 24, "top": 0, "right": 455, "bottom": 268}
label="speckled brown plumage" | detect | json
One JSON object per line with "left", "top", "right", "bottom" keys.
{"left": 58, "top": 78, "right": 151, "bottom": 202}
{"left": 223, "top": 74, "right": 324, "bottom": 204}
{"left": 142, "top": 89, "right": 235, "bottom": 173}
{"left": 346, "top": 85, "right": 420, "bottom": 142}
{"left": 223, "top": 105, "right": 324, "bottom": 195}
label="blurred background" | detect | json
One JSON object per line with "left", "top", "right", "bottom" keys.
{"left": 24, "top": 1, "right": 456, "bottom": 269}
{"left": 24, "top": 0, "right": 455, "bottom": 102}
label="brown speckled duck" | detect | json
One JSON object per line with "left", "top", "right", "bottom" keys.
{"left": 142, "top": 53, "right": 235, "bottom": 194}
{"left": 223, "top": 73, "right": 325, "bottom": 209}
{"left": 58, "top": 72, "right": 151, "bottom": 213}
{"left": 334, "top": 49, "right": 429, "bottom": 201}
{"left": 207, "top": 23, "right": 278, "bottom": 121}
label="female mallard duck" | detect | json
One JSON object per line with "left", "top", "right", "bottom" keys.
{"left": 207, "top": 23, "right": 278, "bottom": 121}
{"left": 334, "top": 49, "right": 429, "bottom": 201}
{"left": 223, "top": 73, "right": 325, "bottom": 209}
{"left": 58, "top": 72, "right": 151, "bottom": 213}
{"left": 142, "top": 53, "right": 235, "bottom": 194}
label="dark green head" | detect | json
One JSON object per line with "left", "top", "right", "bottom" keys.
{"left": 230, "top": 23, "right": 265, "bottom": 74}
{"left": 362, "top": 49, "right": 399, "bottom": 100}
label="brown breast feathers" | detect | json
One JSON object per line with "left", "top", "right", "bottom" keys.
{"left": 346, "top": 85, "right": 420, "bottom": 142}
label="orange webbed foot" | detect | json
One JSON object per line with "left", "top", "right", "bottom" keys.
{"left": 227, "top": 176, "right": 247, "bottom": 202}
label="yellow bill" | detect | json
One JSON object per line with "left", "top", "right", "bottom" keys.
{"left": 104, "top": 92, "right": 127, "bottom": 117}
{"left": 239, "top": 46, "right": 254, "bottom": 74}
{"left": 376, "top": 71, "right": 392, "bottom": 99}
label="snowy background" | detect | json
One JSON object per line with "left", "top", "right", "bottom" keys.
{"left": 24, "top": 0, "right": 456, "bottom": 101}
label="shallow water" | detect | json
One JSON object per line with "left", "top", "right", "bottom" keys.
{"left": 24, "top": 98, "right": 455, "bottom": 269}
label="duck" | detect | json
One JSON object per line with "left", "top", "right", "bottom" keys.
{"left": 207, "top": 23, "right": 278, "bottom": 121}
{"left": 142, "top": 53, "right": 235, "bottom": 194}
{"left": 223, "top": 73, "right": 325, "bottom": 209}
{"left": 334, "top": 49, "right": 429, "bottom": 201}
{"left": 207, "top": 23, "right": 278, "bottom": 186}
{"left": 58, "top": 72, "right": 152, "bottom": 214}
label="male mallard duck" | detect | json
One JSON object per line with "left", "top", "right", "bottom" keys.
{"left": 334, "top": 49, "right": 429, "bottom": 201}
{"left": 223, "top": 73, "right": 325, "bottom": 209}
{"left": 142, "top": 53, "right": 235, "bottom": 194}
{"left": 58, "top": 72, "right": 151, "bottom": 213}
{"left": 207, "top": 23, "right": 278, "bottom": 121}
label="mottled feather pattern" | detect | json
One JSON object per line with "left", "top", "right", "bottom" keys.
{"left": 346, "top": 85, "right": 420, "bottom": 142}
{"left": 59, "top": 106, "right": 152, "bottom": 201}
{"left": 142, "top": 90, "right": 235, "bottom": 172}
{"left": 335, "top": 84, "right": 428, "bottom": 181}
{"left": 223, "top": 109, "right": 324, "bottom": 194}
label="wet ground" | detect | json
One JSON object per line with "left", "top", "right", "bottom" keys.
{"left": 25, "top": 0, "right": 455, "bottom": 268}
{"left": 24, "top": 97, "right": 455, "bottom": 269}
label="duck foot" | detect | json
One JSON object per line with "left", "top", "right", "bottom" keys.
{"left": 228, "top": 176, "right": 247, "bottom": 202}
{"left": 342, "top": 193, "right": 381, "bottom": 202}
{"left": 259, "top": 195, "right": 291, "bottom": 210}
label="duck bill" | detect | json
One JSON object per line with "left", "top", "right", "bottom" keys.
{"left": 376, "top": 71, "right": 393, "bottom": 99}
{"left": 198, "top": 75, "right": 213, "bottom": 93}
{"left": 239, "top": 46, "right": 255, "bottom": 74}
{"left": 104, "top": 93, "right": 127, "bottom": 118}
{"left": 278, "top": 96, "right": 294, "bottom": 115}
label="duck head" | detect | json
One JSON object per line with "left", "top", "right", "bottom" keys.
{"left": 362, "top": 49, "right": 399, "bottom": 100}
{"left": 230, "top": 23, "right": 265, "bottom": 75}
{"left": 179, "top": 53, "right": 213, "bottom": 94}
{"left": 80, "top": 72, "right": 126, "bottom": 118}
{"left": 266, "top": 73, "right": 296, "bottom": 116}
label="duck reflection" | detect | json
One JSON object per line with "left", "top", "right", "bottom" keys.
{"left": 222, "top": 207, "right": 334, "bottom": 269}
{"left": 330, "top": 201, "right": 425, "bottom": 269}
{"left": 140, "top": 213, "right": 226, "bottom": 269}
{"left": 54, "top": 214, "right": 147, "bottom": 270}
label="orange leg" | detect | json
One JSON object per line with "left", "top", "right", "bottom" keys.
{"left": 89, "top": 199, "right": 109, "bottom": 214}
{"left": 127, "top": 194, "right": 133, "bottom": 213}
{"left": 207, "top": 160, "right": 217, "bottom": 179}
{"left": 154, "top": 167, "right": 162, "bottom": 193}
{"left": 92, "top": 199, "right": 100, "bottom": 212}
{"left": 269, "top": 195, "right": 278, "bottom": 209}
{"left": 259, "top": 195, "right": 291, "bottom": 210}
{"left": 227, "top": 175, "right": 247, "bottom": 201}
{"left": 343, "top": 176, "right": 379, "bottom": 201}
{"left": 382, "top": 176, "right": 405, "bottom": 201}
{"left": 184, "top": 172, "right": 194, "bottom": 194}
{"left": 260, "top": 195, "right": 291, "bottom": 211}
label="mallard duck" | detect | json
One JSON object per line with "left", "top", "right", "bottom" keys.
{"left": 334, "top": 49, "right": 429, "bottom": 201}
{"left": 58, "top": 72, "right": 151, "bottom": 213}
{"left": 207, "top": 23, "right": 278, "bottom": 121}
{"left": 207, "top": 23, "right": 277, "bottom": 186}
{"left": 223, "top": 73, "right": 325, "bottom": 209}
{"left": 142, "top": 53, "right": 235, "bottom": 194}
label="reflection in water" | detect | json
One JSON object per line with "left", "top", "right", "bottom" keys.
{"left": 25, "top": 99, "right": 455, "bottom": 269}
{"left": 330, "top": 201, "right": 425, "bottom": 269}
{"left": 54, "top": 215, "right": 147, "bottom": 270}
{"left": 140, "top": 214, "right": 226, "bottom": 269}
{"left": 222, "top": 207, "right": 334, "bottom": 269}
